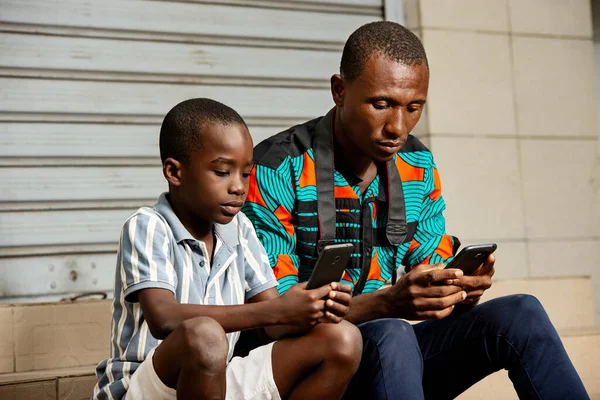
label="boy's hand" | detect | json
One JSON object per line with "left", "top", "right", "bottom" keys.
{"left": 276, "top": 282, "right": 332, "bottom": 328}
{"left": 320, "top": 282, "right": 352, "bottom": 323}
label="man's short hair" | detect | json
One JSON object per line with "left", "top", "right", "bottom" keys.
{"left": 159, "top": 98, "right": 247, "bottom": 164}
{"left": 340, "top": 21, "right": 428, "bottom": 81}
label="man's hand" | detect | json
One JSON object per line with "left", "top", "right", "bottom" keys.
{"left": 385, "top": 263, "right": 467, "bottom": 320}
{"left": 454, "top": 253, "right": 495, "bottom": 306}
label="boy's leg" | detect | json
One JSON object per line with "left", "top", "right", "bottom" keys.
{"left": 271, "top": 320, "right": 362, "bottom": 400}
{"left": 151, "top": 316, "right": 229, "bottom": 400}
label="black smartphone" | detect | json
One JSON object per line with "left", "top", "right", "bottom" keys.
{"left": 305, "top": 243, "right": 354, "bottom": 290}
{"left": 444, "top": 243, "right": 497, "bottom": 275}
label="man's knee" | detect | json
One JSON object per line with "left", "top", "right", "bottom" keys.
{"left": 178, "top": 317, "right": 228, "bottom": 373}
{"left": 483, "top": 294, "right": 558, "bottom": 342}
{"left": 489, "top": 294, "right": 549, "bottom": 326}
{"left": 359, "top": 318, "right": 419, "bottom": 348}
{"left": 316, "top": 321, "right": 363, "bottom": 370}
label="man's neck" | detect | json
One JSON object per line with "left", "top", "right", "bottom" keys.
{"left": 333, "top": 115, "right": 378, "bottom": 188}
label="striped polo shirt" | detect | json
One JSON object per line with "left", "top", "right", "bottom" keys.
{"left": 93, "top": 193, "right": 278, "bottom": 400}
{"left": 242, "top": 108, "right": 458, "bottom": 295}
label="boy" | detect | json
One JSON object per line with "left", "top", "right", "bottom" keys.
{"left": 92, "top": 98, "right": 362, "bottom": 400}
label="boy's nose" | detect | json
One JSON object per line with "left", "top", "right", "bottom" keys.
{"left": 229, "top": 178, "right": 246, "bottom": 195}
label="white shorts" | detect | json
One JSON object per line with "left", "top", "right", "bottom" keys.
{"left": 126, "top": 342, "right": 280, "bottom": 400}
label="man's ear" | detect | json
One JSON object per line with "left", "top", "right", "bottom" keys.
{"left": 163, "top": 157, "right": 183, "bottom": 187}
{"left": 330, "top": 74, "right": 345, "bottom": 106}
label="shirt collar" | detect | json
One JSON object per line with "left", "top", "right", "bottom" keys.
{"left": 153, "top": 193, "right": 239, "bottom": 250}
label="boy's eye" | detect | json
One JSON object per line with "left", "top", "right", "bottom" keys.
{"left": 242, "top": 173, "right": 251, "bottom": 178}
{"left": 214, "top": 171, "right": 229, "bottom": 177}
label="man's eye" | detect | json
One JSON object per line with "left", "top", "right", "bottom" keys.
{"left": 214, "top": 171, "right": 229, "bottom": 177}
{"left": 407, "top": 105, "right": 422, "bottom": 113}
{"left": 373, "top": 102, "right": 388, "bottom": 110}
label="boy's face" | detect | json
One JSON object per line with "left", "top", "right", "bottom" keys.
{"left": 170, "top": 123, "right": 254, "bottom": 226}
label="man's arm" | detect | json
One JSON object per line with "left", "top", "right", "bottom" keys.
{"left": 344, "top": 265, "right": 465, "bottom": 324}
{"left": 345, "top": 157, "right": 467, "bottom": 324}
{"left": 242, "top": 163, "right": 300, "bottom": 294}
{"left": 243, "top": 162, "right": 354, "bottom": 324}
{"left": 402, "top": 156, "right": 494, "bottom": 308}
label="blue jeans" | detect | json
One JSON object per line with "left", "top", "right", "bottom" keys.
{"left": 343, "top": 294, "right": 589, "bottom": 400}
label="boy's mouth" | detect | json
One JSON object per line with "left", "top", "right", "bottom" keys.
{"left": 222, "top": 201, "right": 244, "bottom": 207}
{"left": 220, "top": 201, "right": 244, "bottom": 215}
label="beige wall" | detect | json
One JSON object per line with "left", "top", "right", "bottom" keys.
{"left": 404, "top": 0, "right": 600, "bottom": 323}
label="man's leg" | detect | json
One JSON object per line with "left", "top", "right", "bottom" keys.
{"left": 413, "top": 294, "right": 589, "bottom": 400}
{"left": 271, "top": 320, "right": 363, "bottom": 400}
{"left": 343, "top": 318, "right": 425, "bottom": 400}
{"left": 152, "top": 316, "right": 229, "bottom": 399}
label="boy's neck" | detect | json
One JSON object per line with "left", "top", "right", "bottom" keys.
{"left": 167, "top": 193, "right": 213, "bottom": 243}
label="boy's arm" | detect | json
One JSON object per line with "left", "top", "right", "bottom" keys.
{"left": 246, "top": 281, "right": 352, "bottom": 340}
{"left": 120, "top": 209, "right": 331, "bottom": 339}
{"left": 236, "top": 212, "right": 352, "bottom": 340}
{"left": 138, "top": 285, "right": 333, "bottom": 340}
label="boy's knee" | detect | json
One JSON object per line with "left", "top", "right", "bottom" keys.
{"left": 178, "top": 317, "right": 228, "bottom": 372}
{"left": 318, "top": 321, "right": 363, "bottom": 369}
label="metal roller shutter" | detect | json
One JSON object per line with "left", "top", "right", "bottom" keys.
{"left": 0, "top": 0, "right": 387, "bottom": 302}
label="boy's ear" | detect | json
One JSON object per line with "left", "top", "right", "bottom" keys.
{"left": 330, "top": 74, "right": 346, "bottom": 106}
{"left": 163, "top": 158, "right": 183, "bottom": 187}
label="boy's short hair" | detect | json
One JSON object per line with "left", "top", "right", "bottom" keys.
{"left": 159, "top": 98, "right": 247, "bottom": 164}
{"left": 340, "top": 21, "right": 428, "bottom": 81}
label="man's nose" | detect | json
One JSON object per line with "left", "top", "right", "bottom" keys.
{"left": 385, "top": 109, "right": 408, "bottom": 139}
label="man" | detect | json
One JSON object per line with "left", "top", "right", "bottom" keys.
{"left": 242, "top": 22, "right": 588, "bottom": 399}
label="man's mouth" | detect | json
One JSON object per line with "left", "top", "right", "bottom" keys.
{"left": 376, "top": 142, "right": 402, "bottom": 153}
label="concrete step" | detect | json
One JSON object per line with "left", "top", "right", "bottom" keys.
{"left": 1, "top": 330, "right": 598, "bottom": 399}
{"left": 0, "top": 300, "right": 111, "bottom": 375}
{"left": 0, "top": 366, "right": 96, "bottom": 400}
{"left": 0, "top": 275, "right": 595, "bottom": 398}
{"left": 481, "top": 275, "right": 595, "bottom": 330}
{"left": 458, "top": 329, "right": 600, "bottom": 400}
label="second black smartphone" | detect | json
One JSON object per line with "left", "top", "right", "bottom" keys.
{"left": 444, "top": 243, "right": 497, "bottom": 275}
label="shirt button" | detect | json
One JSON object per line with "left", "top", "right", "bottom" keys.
{"left": 199, "top": 260, "right": 205, "bottom": 267}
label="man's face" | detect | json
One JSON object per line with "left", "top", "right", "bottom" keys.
{"left": 333, "top": 53, "right": 429, "bottom": 162}
{"left": 178, "top": 123, "right": 254, "bottom": 225}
